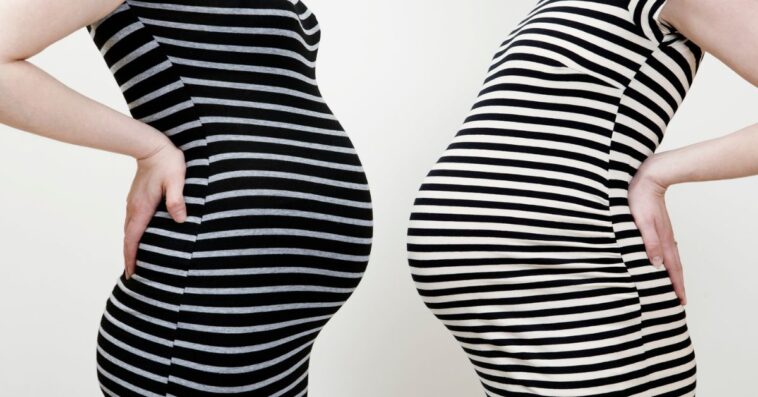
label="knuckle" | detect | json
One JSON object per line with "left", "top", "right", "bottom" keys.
{"left": 640, "top": 216, "right": 657, "bottom": 228}
{"left": 661, "top": 232, "right": 676, "bottom": 243}
{"left": 166, "top": 198, "right": 184, "bottom": 210}
{"left": 636, "top": 218, "right": 653, "bottom": 230}
{"left": 127, "top": 198, "right": 149, "bottom": 213}
{"left": 646, "top": 243, "right": 661, "bottom": 253}
{"left": 644, "top": 232, "right": 660, "bottom": 245}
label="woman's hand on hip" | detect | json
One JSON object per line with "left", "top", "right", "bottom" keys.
{"left": 628, "top": 153, "right": 687, "bottom": 306}
{"left": 123, "top": 138, "right": 187, "bottom": 279}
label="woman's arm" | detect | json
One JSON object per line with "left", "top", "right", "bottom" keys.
{"left": 662, "top": 0, "right": 758, "bottom": 87}
{"left": 629, "top": 0, "right": 758, "bottom": 306}
{"left": 0, "top": 0, "right": 165, "bottom": 159}
{"left": 654, "top": 0, "right": 758, "bottom": 184}
{"left": 0, "top": 0, "right": 188, "bottom": 279}
{"left": 642, "top": 123, "right": 758, "bottom": 187}
{"left": 653, "top": 0, "right": 758, "bottom": 184}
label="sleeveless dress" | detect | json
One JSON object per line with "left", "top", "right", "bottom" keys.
{"left": 407, "top": 0, "right": 702, "bottom": 396}
{"left": 87, "top": 1, "right": 373, "bottom": 395}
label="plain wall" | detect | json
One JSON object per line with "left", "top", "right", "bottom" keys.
{"left": 0, "top": 1, "right": 756, "bottom": 396}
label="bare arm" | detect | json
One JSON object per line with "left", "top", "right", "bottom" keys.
{"left": 662, "top": 0, "right": 758, "bottom": 87}
{"left": 643, "top": 123, "right": 758, "bottom": 188}
{"left": 651, "top": 0, "right": 758, "bottom": 187}
{"left": 0, "top": 0, "right": 167, "bottom": 159}
{"left": 0, "top": 0, "right": 188, "bottom": 279}
{"left": 629, "top": 0, "right": 758, "bottom": 306}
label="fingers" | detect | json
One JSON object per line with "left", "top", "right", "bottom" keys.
{"left": 668, "top": 240, "right": 687, "bottom": 306}
{"left": 635, "top": 214, "right": 664, "bottom": 269}
{"left": 123, "top": 199, "right": 154, "bottom": 279}
{"left": 659, "top": 208, "right": 687, "bottom": 305}
{"left": 660, "top": 233, "right": 686, "bottom": 305}
{"left": 636, "top": 208, "right": 687, "bottom": 307}
{"left": 622, "top": 166, "right": 687, "bottom": 307}
{"left": 124, "top": 190, "right": 134, "bottom": 234}
{"left": 122, "top": 143, "right": 185, "bottom": 280}
{"left": 674, "top": 242, "right": 687, "bottom": 305}
{"left": 164, "top": 177, "right": 187, "bottom": 223}
{"left": 124, "top": 212, "right": 131, "bottom": 235}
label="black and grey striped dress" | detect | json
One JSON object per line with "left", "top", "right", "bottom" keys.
{"left": 408, "top": 0, "right": 701, "bottom": 395}
{"left": 87, "top": 0, "right": 372, "bottom": 395}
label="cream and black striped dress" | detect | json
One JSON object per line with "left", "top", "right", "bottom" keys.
{"left": 87, "top": 0, "right": 372, "bottom": 395}
{"left": 408, "top": 0, "right": 701, "bottom": 395}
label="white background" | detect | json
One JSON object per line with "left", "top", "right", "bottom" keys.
{"left": 0, "top": 1, "right": 756, "bottom": 396}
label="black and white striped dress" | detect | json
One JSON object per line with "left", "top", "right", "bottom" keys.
{"left": 408, "top": 0, "right": 701, "bottom": 395}
{"left": 87, "top": 0, "right": 372, "bottom": 395}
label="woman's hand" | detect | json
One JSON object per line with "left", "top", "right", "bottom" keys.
{"left": 628, "top": 153, "right": 687, "bottom": 306}
{"left": 123, "top": 138, "right": 187, "bottom": 279}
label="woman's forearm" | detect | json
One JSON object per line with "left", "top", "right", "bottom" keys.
{"left": 648, "top": 122, "right": 758, "bottom": 187}
{"left": 0, "top": 58, "right": 168, "bottom": 160}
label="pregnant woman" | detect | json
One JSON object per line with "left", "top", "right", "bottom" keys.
{"left": 0, "top": 0, "right": 372, "bottom": 395}
{"left": 407, "top": 0, "right": 757, "bottom": 395}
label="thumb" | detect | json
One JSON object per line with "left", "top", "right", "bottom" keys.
{"left": 165, "top": 179, "right": 187, "bottom": 223}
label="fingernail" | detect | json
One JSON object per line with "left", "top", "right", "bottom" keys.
{"left": 125, "top": 271, "right": 130, "bottom": 280}
{"left": 651, "top": 256, "right": 663, "bottom": 268}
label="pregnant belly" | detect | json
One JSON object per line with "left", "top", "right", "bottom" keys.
{"left": 407, "top": 165, "right": 620, "bottom": 265}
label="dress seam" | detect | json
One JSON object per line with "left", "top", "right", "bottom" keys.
{"left": 120, "top": 4, "right": 214, "bottom": 395}
{"left": 602, "top": 38, "right": 672, "bottom": 279}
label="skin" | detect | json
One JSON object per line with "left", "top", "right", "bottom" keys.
{"left": 632, "top": 0, "right": 758, "bottom": 306}
{"left": 0, "top": 0, "right": 755, "bottom": 296}
{"left": 0, "top": 0, "right": 186, "bottom": 280}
